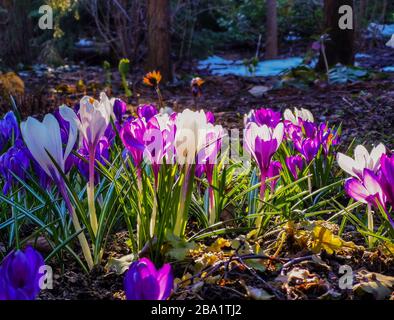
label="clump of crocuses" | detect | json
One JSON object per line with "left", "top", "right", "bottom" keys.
{"left": 337, "top": 144, "right": 394, "bottom": 234}
{"left": 124, "top": 258, "right": 173, "bottom": 300}
{"left": 0, "top": 247, "right": 45, "bottom": 300}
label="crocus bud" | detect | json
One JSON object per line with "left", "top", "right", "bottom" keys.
{"left": 286, "top": 155, "right": 304, "bottom": 180}
{"left": 137, "top": 104, "right": 158, "bottom": 122}
{"left": 123, "top": 258, "right": 173, "bottom": 300}
{"left": 191, "top": 77, "right": 204, "bottom": 97}
{"left": 113, "top": 99, "right": 127, "bottom": 123}
{"left": 0, "top": 247, "right": 45, "bottom": 300}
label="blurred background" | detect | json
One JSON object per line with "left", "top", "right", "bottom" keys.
{"left": 0, "top": 0, "right": 393, "bottom": 145}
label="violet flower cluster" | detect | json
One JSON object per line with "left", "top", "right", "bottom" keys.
{"left": 284, "top": 108, "right": 340, "bottom": 165}
{"left": 120, "top": 105, "right": 223, "bottom": 181}
{"left": 0, "top": 112, "right": 31, "bottom": 194}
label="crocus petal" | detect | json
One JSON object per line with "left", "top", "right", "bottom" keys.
{"left": 369, "top": 143, "right": 385, "bottom": 171}
{"left": 157, "top": 263, "right": 173, "bottom": 300}
{"left": 300, "top": 108, "right": 314, "bottom": 122}
{"left": 337, "top": 152, "right": 358, "bottom": 177}
{"left": 43, "top": 114, "right": 64, "bottom": 169}
{"left": 272, "top": 122, "right": 284, "bottom": 146}
{"left": 345, "top": 178, "right": 369, "bottom": 204}
{"left": 21, "top": 117, "right": 54, "bottom": 177}
{"left": 363, "top": 169, "right": 383, "bottom": 196}
{"left": 283, "top": 109, "right": 297, "bottom": 124}
{"left": 59, "top": 105, "right": 79, "bottom": 159}
{"left": 354, "top": 145, "right": 369, "bottom": 168}
{"left": 380, "top": 154, "right": 394, "bottom": 206}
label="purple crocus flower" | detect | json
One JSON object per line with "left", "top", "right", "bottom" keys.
{"left": 123, "top": 258, "right": 173, "bottom": 300}
{"left": 345, "top": 169, "right": 394, "bottom": 228}
{"left": 77, "top": 137, "right": 110, "bottom": 184}
{"left": 196, "top": 129, "right": 223, "bottom": 183}
{"left": 137, "top": 104, "right": 158, "bottom": 122}
{"left": 245, "top": 108, "right": 282, "bottom": 129}
{"left": 254, "top": 138, "right": 279, "bottom": 174}
{"left": 301, "top": 138, "right": 320, "bottom": 163}
{"left": 245, "top": 122, "right": 284, "bottom": 198}
{"left": 104, "top": 122, "right": 116, "bottom": 143}
{"left": 53, "top": 109, "right": 72, "bottom": 146}
{"left": 345, "top": 169, "right": 386, "bottom": 209}
{"left": 113, "top": 99, "right": 127, "bottom": 123}
{"left": 302, "top": 121, "right": 317, "bottom": 139}
{"left": 318, "top": 123, "right": 340, "bottom": 155}
{"left": 120, "top": 118, "right": 148, "bottom": 174}
{"left": 0, "top": 111, "right": 20, "bottom": 151}
{"left": 0, "top": 246, "right": 45, "bottom": 300}
{"left": 267, "top": 161, "right": 282, "bottom": 191}
{"left": 380, "top": 154, "right": 394, "bottom": 207}
{"left": 286, "top": 155, "right": 304, "bottom": 179}
{"left": 285, "top": 122, "right": 303, "bottom": 151}
{"left": 0, "top": 139, "right": 31, "bottom": 194}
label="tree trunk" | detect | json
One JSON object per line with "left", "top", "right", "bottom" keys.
{"left": 265, "top": 0, "right": 278, "bottom": 59}
{"left": 316, "top": 0, "right": 355, "bottom": 71}
{"left": 358, "top": 0, "right": 366, "bottom": 24}
{"left": 146, "top": 0, "right": 172, "bottom": 82}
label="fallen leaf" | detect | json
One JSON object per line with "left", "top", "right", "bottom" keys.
{"left": 245, "top": 286, "right": 274, "bottom": 300}
{"left": 354, "top": 269, "right": 394, "bottom": 300}
{"left": 309, "top": 225, "right": 344, "bottom": 254}
{"left": 208, "top": 238, "right": 231, "bottom": 252}
{"left": 293, "top": 221, "right": 360, "bottom": 254}
{"left": 166, "top": 235, "right": 196, "bottom": 260}
{"left": 105, "top": 254, "right": 135, "bottom": 274}
{"left": 195, "top": 252, "right": 220, "bottom": 270}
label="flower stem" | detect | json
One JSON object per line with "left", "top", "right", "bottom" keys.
{"left": 367, "top": 204, "right": 374, "bottom": 248}
{"left": 137, "top": 177, "right": 143, "bottom": 250}
{"left": 208, "top": 187, "right": 216, "bottom": 226}
{"left": 59, "top": 180, "right": 94, "bottom": 271}
{"left": 255, "top": 171, "right": 267, "bottom": 237}
{"left": 156, "top": 86, "right": 164, "bottom": 110}
{"left": 259, "top": 171, "right": 267, "bottom": 201}
{"left": 308, "top": 175, "right": 312, "bottom": 194}
{"left": 88, "top": 146, "right": 98, "bottom": 236}
{"left": 174, "top": 164, "right": 192, "bottom": 237}
{"left": 321, "top": 42, "right": 329, "bottom": 75}
{"left": 150, "top": 187, "right": 158, "bottom": 238}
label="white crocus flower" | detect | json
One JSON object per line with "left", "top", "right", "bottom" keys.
{"left": 21, "top": 111, "right": 94, "bottom": 270}
{"left": 154, "top": 113, "right": 171, "bottom": 131}
{"left": 284, "top": 107, "right": 314, "bottom": 124}
{"left": 386, "top": 34, "right": 394, "bottom": 48}
{"left": 21, "top": 113, "right": 77, "bottom": 181}
{"left": 174, "top": 109, "right": 223, "bottom": 165}
{"left": 60, "top": 92, "right": 112, "bottom": 149}
{"left": 337, "top": 143, "right": 386, "bottom": 178}
{"left": 60, "top": 93, "right": 112, "bottom": 237}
